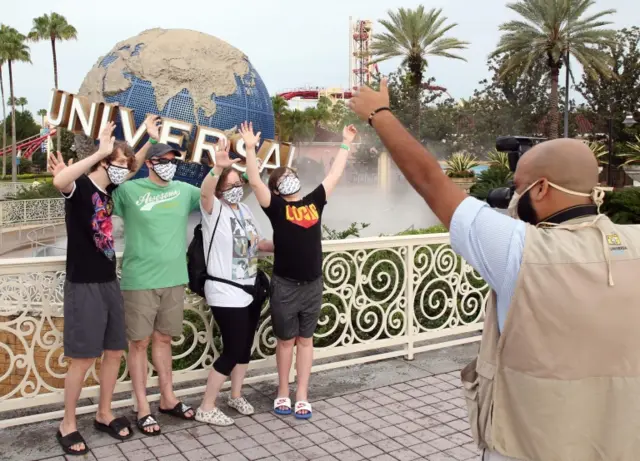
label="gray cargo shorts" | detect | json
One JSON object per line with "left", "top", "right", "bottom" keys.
{"left": 63, "top": 280, "right": 127, "bottom": 359}
{"left": 269, "top": 274, "right": 323, "bottom": 340}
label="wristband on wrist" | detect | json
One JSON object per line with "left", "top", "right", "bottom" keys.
{"left": 148, "top": 138, "right": 158, "bottom": 144}
{"left": 209, "top": 169, "right": 216, "bottom": 177}
{"left": 340, "top": 143, "right": 351, "bottom": 151}
{"left": 368, "top": 107, "right": 391, "bottom": 126}
{"left": 242, "top": 172, "right": 249, "bottom": 181}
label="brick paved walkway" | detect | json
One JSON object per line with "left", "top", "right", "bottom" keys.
{"left": 35, "top": 370, "right": 479, "bottom": 461}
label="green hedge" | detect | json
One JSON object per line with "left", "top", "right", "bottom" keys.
{"left": 602, "top": 187, "right": 640, "bottom": 224}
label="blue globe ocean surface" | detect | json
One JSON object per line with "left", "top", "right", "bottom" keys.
{"left": 98, "top": 43, "right": 275, "bottom": 186}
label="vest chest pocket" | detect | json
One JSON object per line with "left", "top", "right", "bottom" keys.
{"left": 461, "top": 357, "right": 496, "bottom": 450}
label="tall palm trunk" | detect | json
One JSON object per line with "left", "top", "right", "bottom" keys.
{"left": 0, "top": 66, "right": 7, "bottom": 178}
{"left": 8, "top": 60, "right": 17, "bottom": 182}
{"left": 548, "top": 67, "right": 560, "bottom": 139}
{"left": 51, "top": 37, "right": 61, "bottom": 152}
{"left": 407, "top": 55, "right": 424, "bottom": 139}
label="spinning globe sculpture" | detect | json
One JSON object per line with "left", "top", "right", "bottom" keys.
{"left": 77, "top": 28, "right": 275, "bottom": 185}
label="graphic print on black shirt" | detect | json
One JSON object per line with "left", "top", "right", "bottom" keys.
{"left": 64, "top": 174, "right": 117, "bottom": 283}
{"left": 263, "top": 184, "right": 326, "bottom": 281}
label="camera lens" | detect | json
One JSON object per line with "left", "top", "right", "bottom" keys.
{"left": 487, "top": 186, "right": 514, "bottom": 209}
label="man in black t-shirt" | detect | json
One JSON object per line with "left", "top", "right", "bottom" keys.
{"left": 240, "top": 121, "right": 357, "bottom": 420}
{"left": 48, "top": 117, "right": 158, "bottom": 454}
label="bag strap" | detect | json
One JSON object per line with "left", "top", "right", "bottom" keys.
{"left": 204, "top": 204, "right": 253, "bottom": 296}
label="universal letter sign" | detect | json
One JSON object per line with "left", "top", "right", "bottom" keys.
{"left": 48, "top": 89, "right": 296, "bottom": 172}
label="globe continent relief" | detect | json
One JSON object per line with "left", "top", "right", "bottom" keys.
{"left": 77, "top": 28, "right": 275, "bottom": 185}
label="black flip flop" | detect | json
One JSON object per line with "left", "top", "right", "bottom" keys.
{"left": 94, "top": 416, "right": 133, "bottom": 441}
{"left": 137, "top": 414, "right": 162, "bottom": 436}
{"left": 56, "top": 430, "right": 89, "bottom": 456}
{"left": 159, "top": 401, "right": 195, "bottom": 420}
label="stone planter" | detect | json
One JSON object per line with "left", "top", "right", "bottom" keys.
{"left": 451, "top": 177, "right": 476, "bottom": 192}
{"left": 623, "top": 165, "right": 640, "bottom": 187}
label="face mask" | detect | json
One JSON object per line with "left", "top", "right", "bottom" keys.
{"left": 106, "top": 164, "right": 130, "bottom": 185}
{"left": 278, "top": 175, "right": 301, "bottom": 196}
{"left": 152, "top": 162, "right": 177, "bottom": 182}
{"left": 508, "top": 180, "right": 608, "bottom": 225}
{"left": 222, "top": 186, "right": 243, "bottom": 204}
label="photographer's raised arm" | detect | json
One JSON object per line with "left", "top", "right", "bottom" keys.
{"left": 349, "top": 80, "right": 467, "bottom": 228}
{"left": 50, "top": 122, "right": 116, "bottom": 194}
{"left": 240, "top": 121, "right": 271, "bottom": 208}
{"left": 322, "top": 125, "right": 357, "bottom": 197}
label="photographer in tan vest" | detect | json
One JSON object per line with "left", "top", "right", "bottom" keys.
{"left": 349, "top": 80, "right": 640, "bottom": 461}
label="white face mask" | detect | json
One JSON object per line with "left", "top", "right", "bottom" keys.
{"left": 508, "top": 179, "right": 609, "bottom": 223}
{"left": 222, "top": 186, "right": 244, "bottom": 204}
{"left": 152, "top": 162, "right": 177, "bottom": 182}
{"left": 106, "top": 164, "right": 130, "bottom": 185}
{"left": 278, "top": 175, "right": 301, "bottom": 196}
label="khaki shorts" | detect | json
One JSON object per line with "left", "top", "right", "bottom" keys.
{"left": 123, "top": 286, "right": 185, "bottom": 341}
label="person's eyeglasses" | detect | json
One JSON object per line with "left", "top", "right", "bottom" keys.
{"left": 221, "top": 182, "right": 243, "bottom": 192}
{"left": 150, "top": 158, "right": 178, "bottom": 165}
{"left": 108, "top": 163, "right": 129, "bottom": 170}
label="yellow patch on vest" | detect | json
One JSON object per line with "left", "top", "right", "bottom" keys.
{"left": 606, "top": 233, "right": 622, "bottom": 246}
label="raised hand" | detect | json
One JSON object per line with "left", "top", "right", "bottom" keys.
{"left": 342, "top": 124, "right": 358, "bottom": 144}
{"left": 214, "top": 136, "right": 239, "bottom": 169}
{"left": 144, "top": 114, "right": 161, "bottom": 141}
{"left": 239, "top": 121, "right": 261, "bottom": 150}
{"left": 47, "top": 151, "right": 74, "bottom": 176}
{"left": 97, "top": 122, "right": 116, "bottom": 157}
{"left": 348, "top": 78, "right": 390, "bottom": 122}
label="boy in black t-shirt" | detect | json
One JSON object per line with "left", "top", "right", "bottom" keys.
{"left": 48, "top": 117, "right": 159, "bottom": 455}
{"left": 240, "top": 121, "right": 357, "bottom": 419}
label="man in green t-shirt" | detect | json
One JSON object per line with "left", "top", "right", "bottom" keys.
{"left": 113, "top": 142, "right": 200, "bottom": 435}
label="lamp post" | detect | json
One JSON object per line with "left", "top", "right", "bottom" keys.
{"left": 607, "top": 112, "right": 638, "bottom": 187}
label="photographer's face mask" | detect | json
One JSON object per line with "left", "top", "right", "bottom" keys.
{"left": 508, "top": 179, "right": 608, "bottom": 225}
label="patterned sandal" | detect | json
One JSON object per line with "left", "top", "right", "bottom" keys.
{"left": 228, "top": 396, "right": 255, "bottom": 415}
{"left": 159, "top": 401, "right": 195, "bottom": 420}
{"left": 195, "top": 407, "right": 234, "bottom": 426}
{"left": 273, "top": 397, "right": 292, "bottom": 416}
{"left": 136, "top": 414, "right": 161, "bottom": 437}
{"left": 295, "top": 401, "right": 313, "bottom": 420}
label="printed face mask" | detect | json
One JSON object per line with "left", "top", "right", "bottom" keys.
{"left": 278, "top": 175, "right": 301, "bottom": 196}
{"left": 222, "top": 186, "right": 244, "bottom": 204}
{"left": 152, "top": 162, "right": 177, "bottom": 182}
{"left": 106, "top": 164, "right": 130, "bottom": 185}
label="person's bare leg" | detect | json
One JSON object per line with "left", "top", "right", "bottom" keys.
{"left": 153, "top": 331, "right": 194, "bottom": 418}
{"left": 230, "top": 364, "right": 249, "bottom": 399}
{"left": 275, "top": 338, "right": 295, "bottom": 411}
{"left": 200, "top": 368, "right": 228, "bottom": 411}
{"left": 59, "top": 357, "right": 94, "bottom": 452}
{"left": 95, "top": 349, "right": 128, "bottom": 437}
{"left": 128, "top": 337, "right": 159, "bottom": 433}
{"left": 295, "top": 336, "right": 314, "bottom": 415}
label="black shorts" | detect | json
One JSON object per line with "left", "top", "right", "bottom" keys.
{"left": 63, "top": 280, "right": 127, "bottom": 359}
{"left": 269, "top": 275, "right": 323, "bottom": 340}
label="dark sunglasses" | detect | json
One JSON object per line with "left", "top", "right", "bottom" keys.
{"left": 150, "top": 158, "right": 179, "bottom": 165}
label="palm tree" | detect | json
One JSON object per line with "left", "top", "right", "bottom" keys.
{"left": 371, "top": 6, "right": 469, "bottom": 89}
{"left": 37, "top": 108, "right": 47, "bottom": 125}
{"left": 28, "top": 13, "right": 77, "bottom": 152}
{"left": 491, "top": 0, "right": 616, "bottom": 139}
{"left": 271, "top": 95, "right": 289, "bottom": 141}
{"left": 280, "top": 110, "right": 314, "bottom": 144}
{"left": 17, "top": 96, "right": 27, "bottom": 112}
{"left": 0, "top": 26, "right": 31, "bottom": 182}
{"left": 0, "top": 57, "right": 7, "bottom": 178}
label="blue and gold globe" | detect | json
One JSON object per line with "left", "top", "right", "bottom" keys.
{"left": 78, "top": 28, "right": 275, "bottom": 185}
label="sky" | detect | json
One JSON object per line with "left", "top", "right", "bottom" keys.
{"left": 3, "top": 0, "right": 639, "bottom": 117}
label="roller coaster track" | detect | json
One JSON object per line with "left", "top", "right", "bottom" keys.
{"left": 0, "top": 129, "right": 57, "bottom": 159}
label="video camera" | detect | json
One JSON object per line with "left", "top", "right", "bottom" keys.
{"left": 486, "top": 136, "right": 547, "bottom": 209}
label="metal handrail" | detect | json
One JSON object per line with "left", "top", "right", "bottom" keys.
{"left": 26, "top": 223, "right": 66, "bottom": 257}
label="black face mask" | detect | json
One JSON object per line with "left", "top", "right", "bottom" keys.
{"left": 517, "top": 189, "right": 539, "bottom": 225}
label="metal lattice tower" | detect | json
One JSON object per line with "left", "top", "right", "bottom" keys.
{"left": 349, "top": 18, "right": 377, "bottom": 90}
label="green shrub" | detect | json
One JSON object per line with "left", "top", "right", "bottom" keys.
{"left": 602, "top": 187, "right": 640, "bottom": 224}
{"left": 9, "top": 181, "right": 60, "bottom": 200}
{"left": 470, "top": 165, "right": 513, "bottom": 201}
